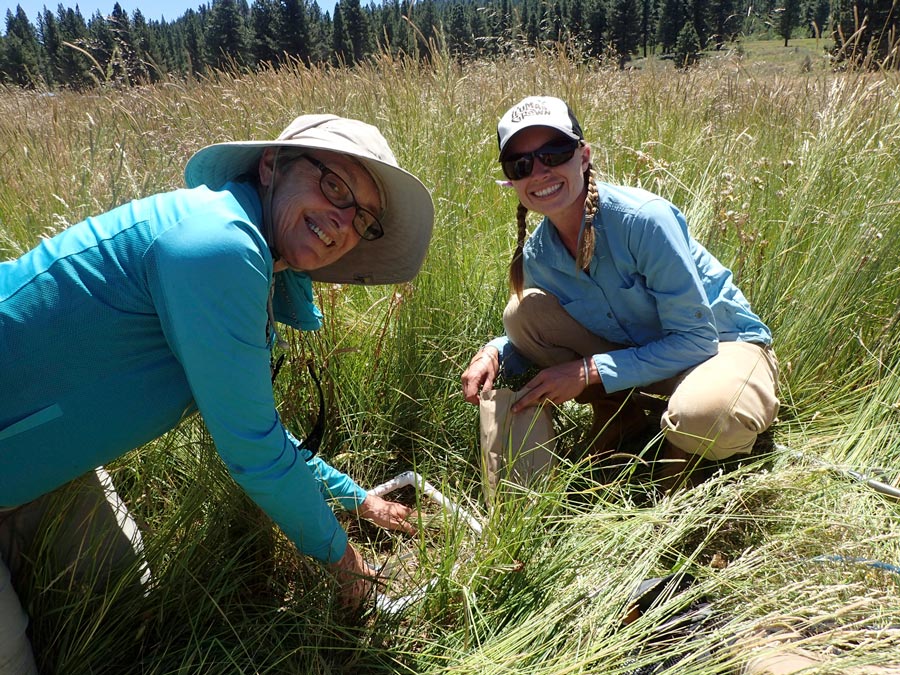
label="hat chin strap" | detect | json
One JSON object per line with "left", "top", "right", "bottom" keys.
{"left": 261, "top": 148, "right": 282, "bottom": 264}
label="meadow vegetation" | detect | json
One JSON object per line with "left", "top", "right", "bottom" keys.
{"left": 1, "top": 42, "right": 899, "bottom": 673}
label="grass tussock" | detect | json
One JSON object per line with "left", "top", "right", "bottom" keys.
{"left": 2, "top": 45, "right": 900, "bottom": 673}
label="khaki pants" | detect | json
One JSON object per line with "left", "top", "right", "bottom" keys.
{"left": 0, "top": 467, "right": 149, "bottom": 674}
{"left": 739, "top": 629, "right": 900, "bottom": 674}
{"left": 503, "top": 289, "right": 780, "bottom": 460}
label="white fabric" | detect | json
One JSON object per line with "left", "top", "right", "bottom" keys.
{"left": 0, "top": 555, "right": 38, "bottom": 675}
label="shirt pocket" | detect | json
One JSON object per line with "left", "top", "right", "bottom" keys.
{"left": 560, "top": 296, "right": 634, "bottom": 346}
{"left": 0, "top": 404, "right": 63, "bottom": 442}
{"left": 610, "top": 281, "right": 662, "bottom": 345}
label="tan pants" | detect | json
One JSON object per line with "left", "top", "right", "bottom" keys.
{"left": 503, "top": 289, "right": 780, "bottom": 460}
{"left": 739, "top": 629, "right": 900, "bottom": 674}
{"left": 0, "top": 467, "right": 149, "bottom": 674}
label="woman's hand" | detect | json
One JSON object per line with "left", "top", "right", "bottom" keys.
{"left": 356, "top": 494, "right": 417, "bottom": 535}
{"left": 332, "top": 496, "right": 417, "bottom": 611}
{"left": 329, "top": 542, "right": 380, "bottom": 611}
{"left": 461, "top": 347, "right": 501, "bottom": 405}
{"left": 511, "top": 358, "right": 602, "bottom": 412}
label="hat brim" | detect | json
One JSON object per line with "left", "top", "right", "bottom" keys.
{"left": 184, "top": 139, "right": 434, "bottom": 286}
{"left": 497, "top": 125, "right": 582, "bottom": 161}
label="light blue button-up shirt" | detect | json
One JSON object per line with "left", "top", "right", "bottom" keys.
{"left": 490, "top": 182, "right": 771, "bottom": 393}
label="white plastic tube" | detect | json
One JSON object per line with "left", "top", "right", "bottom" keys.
{"left": 367, "top": 470, "right": 483, "bottom": 535}
{"left": 366, "top": 471, "right": 483, "bottom": 614}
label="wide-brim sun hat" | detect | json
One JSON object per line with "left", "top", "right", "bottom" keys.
{"left": 497, "top": 96, "right": 584, "bottom": 160}
{"left": 184, "top": 114, "right": 434, "bottom": 286}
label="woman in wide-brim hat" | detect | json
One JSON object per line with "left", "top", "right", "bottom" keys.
{"left": 0, "top": 113, "right": 434, "bottom": 671}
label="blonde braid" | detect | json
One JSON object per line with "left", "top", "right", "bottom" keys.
{"left": 575, "top": 163, "right": 598, "bottom": 272}
{"left": 509, "top": 202, "right": 528, "bottom": 299}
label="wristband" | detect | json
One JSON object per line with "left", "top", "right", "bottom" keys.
{"left": 582, "top": 356, "right": 590, "bottom": 386}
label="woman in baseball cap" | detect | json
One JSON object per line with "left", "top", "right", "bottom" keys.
{"left": 0, "top": 113, "right": 434, "bottom": 670}
{"left": 462, "top": 95, "right": 779, "bottom": 489}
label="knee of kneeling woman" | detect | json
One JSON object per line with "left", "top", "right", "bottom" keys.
{"left": 502, "top": 288, "right": 557, "bottom": 343}
{"left": 661, "top": 407, "right": 759, "bottom": 461}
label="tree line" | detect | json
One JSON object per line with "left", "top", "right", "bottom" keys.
{"left": 1, "top": 0, "right": 897, "bottom": 89}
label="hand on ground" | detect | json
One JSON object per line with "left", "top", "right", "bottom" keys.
{"left": 329, "top": 542, "right": 380, "bottom": 611}
{"left": 356, "top": 494, "right": 417, "bottom": 535}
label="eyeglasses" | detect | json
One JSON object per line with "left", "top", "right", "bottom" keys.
{"left": 500, "top": 139, "right": 581, "bottom": 181}
{"left": 298, "top": 155, "right": 384, "bottom": 241}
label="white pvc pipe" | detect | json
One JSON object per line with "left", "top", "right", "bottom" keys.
{"left": 366, "top": 471, "right": 483, "bottom": 614}
{"left": 367, "top": 470, "right": 483, "bottom": 535}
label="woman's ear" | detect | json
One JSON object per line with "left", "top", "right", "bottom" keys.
{"left": 580, "top": 143, "right": 592, "bottom": 173}
{"left": 258, "top": 148, "right": 276, "bottom": 188}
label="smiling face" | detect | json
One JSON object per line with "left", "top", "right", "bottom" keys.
{"left": 504, "top": 126, "right": 591, "bottom": 228}
{"left": 258, "top": 148, "right": 381, "bottom": 273}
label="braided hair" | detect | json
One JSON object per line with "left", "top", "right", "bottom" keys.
{"left": 508, "top": 161, "right": 598, "bottom": 298}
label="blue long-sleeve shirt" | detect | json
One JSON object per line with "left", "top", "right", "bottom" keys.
{"left": 489, "top": 182, "right": 771, "bottom": 392}
{"left": 0, "top": 181, "right": 367, "bottom": 563}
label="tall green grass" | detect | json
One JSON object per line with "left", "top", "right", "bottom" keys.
{"left": 2, "top": 46, "right": 899, "bottom": 673}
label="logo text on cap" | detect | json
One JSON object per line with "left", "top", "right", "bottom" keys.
{"left": 510, "top": 100, "right": 554, "bottom": 123}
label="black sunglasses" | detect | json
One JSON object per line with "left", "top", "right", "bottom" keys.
{"left": 500, "top": 139, "right": 581, "bottom": 181}
{"left": 299, "top": 155, "right": 384, "bottom": 241}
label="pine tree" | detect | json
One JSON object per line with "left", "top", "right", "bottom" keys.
{"left": 523, "top": 0, "right": 545, "bottom": 46}
{"left": 2, "top": 7, "right": 43, "bottom": 87}
{"left": 38, "top": 8, "right": 62, "bottom": 86}
{"left": 469, "top": 1, "right": 490, "bottom": 57}
{"left": 182, "top": 9, "right": 206, "bottom": 76}
{"left": 639, "top": 0, "right": 651, "bottom": 56}
{"left": 410, "top": 0, "right": 437, "bottom": 60}
{"left": 132, "top": 9, "right": 164, "bottom": 81}
{"left": 551, "top": 0, "right": 566, "bottom": 41}
{"left": 803, "top": 0, "right": 830, "bottom": 37}
{"left": 569, "top": 0, "right": 588, "bottom": 47}
{"left": 206, "top": 0, "right": 250, "bottom": 69}
{"left": 778, "top": 0, "right": 801, "bottom": 46}
{"left": 56, "top": 6, "right": 94, "bottom": 88}
{"left": 610, "top": 0, "right": 642, "bottom": 64}
{"left": 496, "top": 0, "right": 514, "bottom": 50}
{"left": 586, "top": 0, "right": 608, "bottom": 57}
{"left": 162, "top": 20, "right": 189, "bottom": 74}
{"left": 83, "top": 4, "right": 136, "bottom": 85}
{"left": 446, "top": 2, "right": 472, "bottom": 57}
{"left": 250, "top": 0, "right": 280, "bottom": 65}
{"left": 657, "top": 0, "right": 686, "bottom": 52}
{"left": 306, "top": 1, "right": 330, "bottom": 64}
{"left": 279, "top": 0, "right": 310, "bottom": 63}
{"left": 331, "top": 1, "right": 351, "bottom": 64}
{"left": 674, "top": 18, "right": 700, "bottom": 65}
{"left": 708, "top": 0, "right": 736, "bottom": 48}
{"left": 689, "top": 0, "right": 709, "bottom": 49}
{"left": 346, "top": 0, "right": 373, "bottom": 63}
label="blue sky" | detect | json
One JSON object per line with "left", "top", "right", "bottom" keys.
{"left": 6, "top": 0, "right": 205, "bottom": 23}
{"left": 4, "top": 0, "right": 337, "bottom": 25}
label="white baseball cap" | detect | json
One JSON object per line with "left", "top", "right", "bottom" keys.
{"left": 497, "top": 96, "right": 584, "bottom": 159}
{"left": 185, "top": 114, "right": 434, "bottom": 286}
